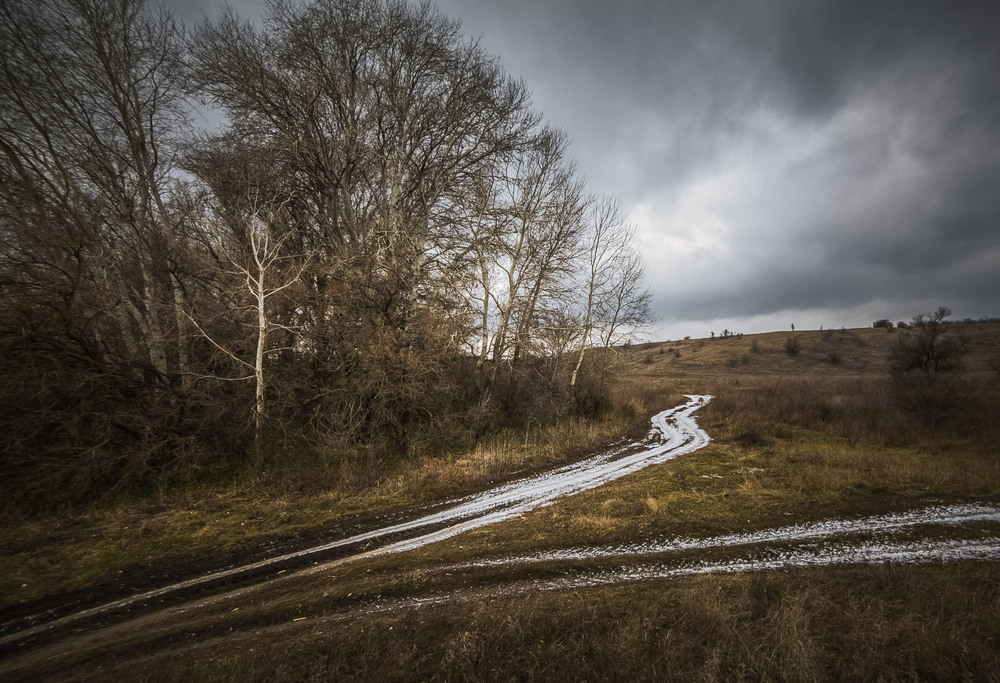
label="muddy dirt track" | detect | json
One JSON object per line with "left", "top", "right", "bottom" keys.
{"left": 2, "top": 395, "right": 998, "bottom": 679}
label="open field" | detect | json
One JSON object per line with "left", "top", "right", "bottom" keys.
{"left": 2, "top": 323, "right": 999, "bottom": 681}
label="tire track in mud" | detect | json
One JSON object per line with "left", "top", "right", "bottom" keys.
{"left": 188, "top": 505, "right": 1000, "bottom": 631}
{"left": 321, "top": 530, "right": 1000, "bottom": 618}
{"left": 315, "top": 503, "right": 1000, "bottom": 620}
{"left": 0, "top": 395, "right": 712, "bottom": 649}
{"left": 457, "top": 503, "right": 1000, "bottom": 568}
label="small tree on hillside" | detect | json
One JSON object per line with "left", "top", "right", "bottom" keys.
{"left": 890, "top": 307, "right": 965, "bottom": 374}
{"left": 890, "top": 306, "right": 968, "bottom": 429}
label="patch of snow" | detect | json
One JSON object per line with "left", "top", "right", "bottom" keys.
{"left": 462, "top": 503, "right": 1000, "bottom": 566}
{"left": 546, "top": 536, "right": 1000, "bottom": 591}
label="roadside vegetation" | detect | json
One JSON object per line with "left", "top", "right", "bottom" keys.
{"left": 0, "top": 0, "right": 651, "bottom": 520}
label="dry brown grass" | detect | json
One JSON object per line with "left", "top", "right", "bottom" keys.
{"left": 91, "top": 564, "right": 1000, "bottom": 682}
{"left": 630, "top": 322, "right": 1000, "bottom": 450}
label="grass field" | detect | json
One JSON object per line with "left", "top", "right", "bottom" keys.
{"left": 2, "top": 323, "right": 998, "bottom": 681}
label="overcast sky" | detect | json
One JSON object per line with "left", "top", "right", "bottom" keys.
{"left": 175, "top": 0, "right": 1000, "bottom": 340}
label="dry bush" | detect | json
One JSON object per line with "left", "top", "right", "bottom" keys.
{"left": 0, "top": 325, "right": 241, "bottom": 516}
{"left": 705, "top": 377, "right": 902, "bottom": 447}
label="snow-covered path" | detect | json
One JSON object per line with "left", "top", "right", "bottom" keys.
{"left": 0, "top": 395, "right": 713, "bottom": 644}
{"left": 324, "top": 394, "right": 712, "bottom": 561}
{"left": 460, "top": 503, "right": 1000, "bottom": 568}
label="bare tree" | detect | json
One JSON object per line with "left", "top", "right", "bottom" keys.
{"left": 595, "top": 246, "right": 652, "bottom": 348}
{"left": 187, "top": 0, "right": 549, "bottom": 433}
{"left": 448, "top": 166, "right": 510, "bottom": 370}
{"left": 189, "top": 0, "right": 537, "bottom": 327}
{"left": 571, "top": 196, "right": 623, "bottom": 388}
{"left": 0, "top": 0, "right": 192, "bottom": 385}
{"left": 890, "top": 306, "right": 969, "bottom": 429}
{"left": 0, "top": 0, "right": 218, "bottom": 505}
{"left": 481, "top": 128, "right": 584, "bottom": 386}
{"left": 570, "top": 196, "right": 651, "bottom": 387}
{"left": 185, "top": 194, "right": 310, "bottom": 461}
{"left": 891, "top": 306, "right": 965, "bottom": 374}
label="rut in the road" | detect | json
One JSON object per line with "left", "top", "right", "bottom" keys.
{"left": 290, "top": 504, "right": 1000, "bottom": 621}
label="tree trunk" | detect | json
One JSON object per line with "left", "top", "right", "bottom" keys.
{"left": 253, "top": 251, "right": 267, "bottom": 464}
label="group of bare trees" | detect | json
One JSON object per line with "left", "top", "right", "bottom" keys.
{"left": 0, "top": 0, "right": 650, "bottom": 507}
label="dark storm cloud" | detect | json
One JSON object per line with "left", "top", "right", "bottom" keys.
{"left": 768, "top": 0, "right": 1000, "bottom": 118}
{"left": 167, "top": 0, "right": 265, "bottom": 22}
{"left": 170, "top": 0, "right": 1000, "bottom": 335}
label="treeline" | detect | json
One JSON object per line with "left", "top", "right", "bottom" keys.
{"left": 0, "top": 0, "right": 650, "bottom": 510}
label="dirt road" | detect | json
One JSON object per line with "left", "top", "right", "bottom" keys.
{"left": 2, "top": 394, "right": 998, "bottom": 679}
{"left": 0, "top": 396, "right": 711, "bottom": 651}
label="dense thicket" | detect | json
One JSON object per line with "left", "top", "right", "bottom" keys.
{"left": 0, "top": 0, "right": 650, "bottom": 511}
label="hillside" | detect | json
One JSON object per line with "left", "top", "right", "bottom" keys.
{"left": 633, "top": 321, "right": 1000, "bottom": 382}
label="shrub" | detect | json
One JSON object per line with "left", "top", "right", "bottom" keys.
{"left": 892, "top": 371, "right": 969, "bottom": 431}
{"left": 784, "top": 336, "right": 802, "bottom": 356}
{"left": 571, "top": 351, "right": 619, "bottom": 418}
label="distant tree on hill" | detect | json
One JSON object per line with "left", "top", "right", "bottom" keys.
{"left": 890, "top": 306, "right": 969, "bottom": 429}
{"left": 891, "top": 307, "right": 965, "bottom": 374}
